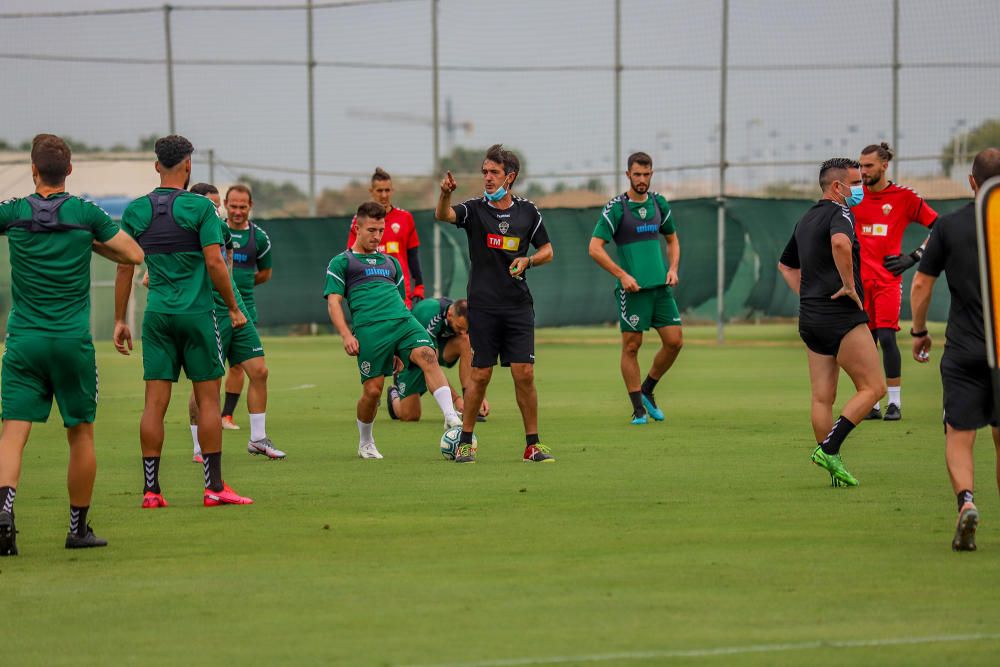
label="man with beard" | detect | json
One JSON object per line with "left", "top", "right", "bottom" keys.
{"left": 854, "top": 143, "right": 937, "bottom": 421}
{"left": 588, "top": 152, "right": 682, "bottom": 424}
{"left": 114, "top": 135, "right": 253, "bottom": 508}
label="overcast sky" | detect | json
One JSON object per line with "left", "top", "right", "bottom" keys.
{"left": 1, "top": 0, "right": 998, "bottom": 194}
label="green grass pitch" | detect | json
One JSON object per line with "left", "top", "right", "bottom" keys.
{"left": 3, "top": 324, "right": 1000, "bottom": 666}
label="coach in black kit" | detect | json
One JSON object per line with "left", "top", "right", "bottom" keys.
{"left": 910, "top": 147, "right": 1000, "bottom": 552}
{"left": 435, "top": 144, "right": 555, "bottom": 464}
{"left": 779, "top": 158, "right": 886, "bottom": 488}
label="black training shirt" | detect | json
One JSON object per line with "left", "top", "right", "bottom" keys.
{"left": 452, "top": 196, "right": 551, "bottom": 311}
{"left": 918, "top": 202, "right": 985, "bottom": 360}
{"left": 780, "top": 199, "right": 866, "bottom": 323}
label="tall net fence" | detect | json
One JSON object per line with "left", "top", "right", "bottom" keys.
{"left": 0, "top": 0, "right": 997, "bottom": 336}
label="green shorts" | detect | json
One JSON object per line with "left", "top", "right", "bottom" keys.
{"left": 1, "top": 334, "right": 98, "bottom": 427}
{"left": 617, "top": 285, "right": 682, "bottom": 332}
{"left": 142, "top": 311, "right": 226, "bottom": 383}
{"left": 217, "top": 310, "right": 265, "bottom": 366}
{"left": 395, "top": 336, "right": 458, "bottom": 399}
{"left": 355, "top": 316, "right": 435, "bottom": 384}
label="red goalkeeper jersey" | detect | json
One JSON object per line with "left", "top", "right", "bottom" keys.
{"left": 347, "top": 206, "right": 422, "bottom": 307}
{"left": 853, "top": 182, "right": 937, "bottom": 283}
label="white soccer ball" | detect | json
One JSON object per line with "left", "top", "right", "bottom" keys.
{"left": 440, "top": 427, "right": 477, "bottom": 460}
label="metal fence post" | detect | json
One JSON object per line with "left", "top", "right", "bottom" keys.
{"left": 891, "top": 0, "right": 900, "bottom": 182}
{"left": 431, "top": 0, "right": 442, "bottom": 298}
{"left": 716, "top": 0, "right": 729, "bottom": 344}
{"left": 306, "top": 0, "right": 317, "bottom": 216}
{"left": 163, "top": 4, "right": 176, "bottom": 134}
{"left": 613, "top": 0, "right": 622, "bottom": 180}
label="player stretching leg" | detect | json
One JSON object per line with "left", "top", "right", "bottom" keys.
{"left": 325, "top": 202, "right": 462, "bottom": 459}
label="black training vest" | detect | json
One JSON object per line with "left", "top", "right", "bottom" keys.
{"left": 342, "top": 251, "right": 398, "bottom": 297}
{"left": 613, "top": 193, "right": 663, "bottom": 246}
{"left": 137, "top": 190, "right": 203, "bottom": 255}
{"left": 231, "top": 224, "right": 257, "bottom": 270}
{"left": 8, "top": 194, "right": 87, "bottom": 233}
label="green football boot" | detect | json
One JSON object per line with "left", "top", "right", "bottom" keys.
{"left": 811, "top": 446, "right": 859, "bottom": 487}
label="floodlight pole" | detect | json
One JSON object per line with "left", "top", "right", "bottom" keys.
{"left": 208, "top": 148, "right": 215, "bottom": 184}
{"left": 891, "top": 0, "right": 900, "bottom": 182}
{"left": 716, "top": 0, "right": 729, "bottom": 344}
{"left": 306, "top": 0, "right": 317, "bottom": 216}
{"left": 163, "top": 4, "right": 176, "bottom": 134}
{"left": 431, "top": 0, "right": 442, "bottom": 298}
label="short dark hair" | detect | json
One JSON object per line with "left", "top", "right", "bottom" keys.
{"left": 371, "top": 167, "right": 391, "bottom": 184}
{"left": 226, "top": 183, "right": 253, "bottom": 203}
{"left": 190, "top": 182, "right": 219, "bottom": 196}
{"left": 861, "top": 142, "right": 894, "bottom": 162}
{"left": 484, "top": 144, "right": 520, "bottom": 178}
{"left": 356, "top": 201, "right": 386, "bottom": 220}
{"left": 31, "top": 133, "right": 71, "bottom": 186}
{"left": 154, "top": 134, "right": 194, "bottom": 169}
{"left": 627, "top": 152, "right": 653, "bottom": 170}
{"left": 818, "top": 157, "right": 860, "bottom": 190}
{"left": 971, "top": 147, "right": 1000, "bottom": 187}
{"left": 451, "top": 298, "right": 468, "bottom": 320}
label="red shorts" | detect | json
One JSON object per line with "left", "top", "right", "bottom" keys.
{"left": 863, "top": 280, "right": 902, "bottom": 331}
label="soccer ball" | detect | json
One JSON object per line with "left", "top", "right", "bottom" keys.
{"left": 440, "top": 427, "right": 477, "bottom": 460}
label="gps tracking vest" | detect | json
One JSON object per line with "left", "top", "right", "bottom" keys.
{"left": 232, "top": 224, "right": 257, "bottom": 270}
{"left": 138, "top": 190, "right": 203, "bottom": 255}
{"left": 614, "top": 193, "right": 662, "bottom": 245}
{"left": 9, "top": 194, "right": 86, "bottom": 233}
{"left": 343, "top": 251, "right": 398, "bottom": 297}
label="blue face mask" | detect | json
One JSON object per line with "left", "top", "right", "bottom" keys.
{"left": 844, "top": 184, "right": 864, "bottom": 207}
{"left": 484, "top": 177, "right": 510, "bottom": 202}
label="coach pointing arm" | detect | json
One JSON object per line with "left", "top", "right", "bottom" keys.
{"left": 436, "top": 171, "right": 459, "bottom": 224}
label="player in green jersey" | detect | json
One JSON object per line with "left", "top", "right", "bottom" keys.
{"left": 220, "top": 184, "right": 273, "bottom": 430}
{"left": 589, "top": 152, "right": 683, "bottom": 425}
{"left": 386, "top": 297, "right": 491, "bottom": 422}
{"left": 325, "top": 202, "right": 463, "bottom": 459}
{"left": 0, "top": 134, "right": 144, "bottom": 556}
{"left": 113, "top": 135, "right": 252, "bottom": 508}
{"left": 184, "top": 183, "right": 284, "bottom": 463}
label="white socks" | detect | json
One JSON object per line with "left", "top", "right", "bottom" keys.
{"left": 887, "top": 387, "right": 901, "bottom": 407}
{"left": 191, "top": 425, "right": 200, "bottom": 455}
{"left": 432, "top": 386, "right": 459, "bottom": 422}
{"left": 250, "top": 412, "right": 267, "bottom": 441}
{"left": 357, "top": 418, "right": 374, "bottom": 443}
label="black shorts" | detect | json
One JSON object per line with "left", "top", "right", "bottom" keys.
{"left": 468, "top": 306, "right": 534, "bottom": 368}
{"left": 798, "top": 314, "right": 868, "bottom": 357}
{"left": 941, "top": 352, "right": 998, "bottom": 430}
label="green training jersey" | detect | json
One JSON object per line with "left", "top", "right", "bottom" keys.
{"left": 212, "top": 218, "right": 249, "bottom": 317}
{"left": 228, "top": 223, "right": 272, "bottom": 322}
{"left": 592, "top": 192, "right": 676, "bottom": 289}
{"left": 410, "top": 297, "right": 454, "bottom": 346}
{"left": 121, "top": 188, "right": 223, "bottom": 315}
{"left": 323, "top": 251, "right": 408, "bottom": 328}
{"left": 0, "top": 193, "right": 119, "bottom": 338}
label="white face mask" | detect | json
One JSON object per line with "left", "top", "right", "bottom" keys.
{"left": 217, "top": 205, "right": 227, "bottom": 221}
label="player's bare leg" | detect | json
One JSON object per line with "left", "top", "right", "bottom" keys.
{"left": 462, "top": 367, "right": 492, "bottom": 433}
{"left": 394, "top": 394, "right": 423, "bottom": 422}
{"left": 410, "top": 346, "right": 461, "bottom": 428}
{"left": 193, "top": 379, "right": 251, "bottom": 504}
{"left": 649, "top": 325, "right": 683, "bottom": 380}
{"left": 66, "top": 423, "right": 96, "bottom": 509}
{"left": 222, "top": 363, "right": 245, "bottom": 429}
{"left": 0, "top": 420, "right": 31, "bottom": 490}
{"left": 357, "top": 376, "right": 385, "bottom": 459}
{"left": 139, "top": 380, "right": 172, "bottom": 507}
{"left": 451, "top": 335, "right": 488, "bottom": 418}
{"left": 620, "top": 332, "right": 643, "bottom": 392}
{"left": 511, "top": 363, "right": 538, "bottom": 434}
{"left": 806, "top": 350, "right": 839, "bottom": 443}
{"left": 835, "top": 325, "right": 887, "bottom": 424}
{"left": 946, "top": 426, "right": 980, "bottom": 550}
{"left": 188, "top": 392, "right": 202, "bottom": 462}
{"left": 240, "top": 357, "right": 283, "bottom": 459}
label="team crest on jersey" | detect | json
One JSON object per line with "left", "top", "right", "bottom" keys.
{"left": 882, "top": 204, "right": 893, "bottom": 216}
{"left": 628, "top": 314, "right": 640, "bottom": 327}
{"left": 232, "top": 241, "right": 241, "bottom": 249}
{"left": 391, "top": 222, "right": 401, "bottom": 233}
{"left": 638, "top": 207, "right": 647, "bottom": 220}
{"left": 360, "top": 361, "right": 371, "bottom": 376}
{"left": 498, "top": 221, "right": 510, "bottom": 234}
{"left": 366, "top": 258, "right": 377, "bottom": 265}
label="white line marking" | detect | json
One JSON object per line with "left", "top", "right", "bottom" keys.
{"left": 283, "top": 384, "right": 317, "bottom": 391}
{"left": 401, "top": 633, "right": 1000, "bottom": 667}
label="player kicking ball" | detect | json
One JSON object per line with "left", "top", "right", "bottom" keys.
{"left": 325, "top": 202, "right": 463, "bottom": 459}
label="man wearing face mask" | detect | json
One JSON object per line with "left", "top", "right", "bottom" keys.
{"left": 435, "top": 144, "right": 555, "bottom": 464}
{"left": 854, "top": 143, "right": 938, "bottom": 421}
{"left": 778, "top": 158, "right": 886, "bottom": 488}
